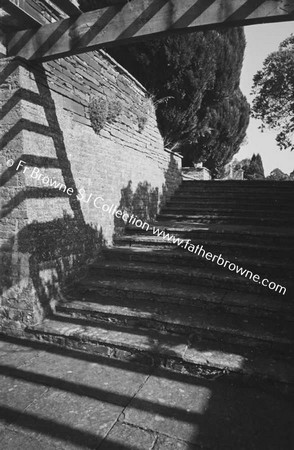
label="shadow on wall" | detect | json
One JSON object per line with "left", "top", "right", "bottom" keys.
{"left": 0, "top": 59, "right": 105, "bottom": 331}
{"left": 0, "top": 59, "right": 182, "bottom": 331}
{"left": 114, "top": 154, "right": 182, "bottom": 236}
{"left": 161, "top": 153, "right": 182, "bottom": 206}
{"left": 114, "top": 181, "right": 159, "bottom": 236}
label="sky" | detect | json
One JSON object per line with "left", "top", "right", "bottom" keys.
{"left": 235, "top": 21, "right": 294, "bottom": 176}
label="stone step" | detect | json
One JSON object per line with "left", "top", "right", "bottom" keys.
{"left": 160, "top": 207, "right": 294, "bottom": 218}
{"left": 180, "top": 180, "right": 293, "bottom": 186}
{"left": 115, "top": 236, "right": 294, "bottom": 260}
{"left": 103, "top": 246, "right": 293, "bottom": 278}
{"left": 175, "top": 189, "right": 294, "bottom": 195}
{"left": 177, "top": 188, "right": 294, "bottom": 195}
{"left": 124, "top": 223, "right": 294, "bottom": 245}
{"left": 179, "top": 180, "right": 294, "bottom": 190}
{"left": 172, "top": 195, "right": 294, "bottom": 204}
{"left": 89, "top": 260, "right": 290, "bottom": 297}
{"left": 56, "top": 298, "right": 293, "bottom": 353}
{"left": 166, "top": 200, "right": 291, "bottom": 210}
{"left": 70, "top": 276, "right": 294, "bottom": 320}
{"left": 25, "top": 318, "right": 294, "bottom": 386}
{"left": 175, "top": 189, "right": 294, "bottom": 197}
{"left": 175, "top": 186, "right": 294, "bottom": 195}
{"left": 156, "top": 213, "right": 294, "bottom": 226}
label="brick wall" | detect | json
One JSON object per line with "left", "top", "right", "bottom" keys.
{"left": 0, "top": 52, "right": 182, "bottom": 333}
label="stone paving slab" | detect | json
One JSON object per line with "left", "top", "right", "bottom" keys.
{"left": 98, "top": 422, "right": 156, "bottom": 450}
{"left": 0, "top": 340, "right": 40, "bottom": 368}
{"left": 124, "top": 370, "right": 294, "bottom": 449}
{"left": 0, "top": 338, "right": 293, "bottom": 450}
{"left": 0, "top": 338, "right": 149, "bottom": 449}
{"left": 0, "top": 428, "right": 62, "bottom": 450}
{"left": 9, "top": 389, "right": 120, "bottom": 449}
{"left": 153, "top": 435, "right": 200, "bottom": 450}
{"left": 0, "top": 373, "right": 47, "bottom": 416}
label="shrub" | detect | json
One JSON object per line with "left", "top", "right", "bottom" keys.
{"left": 137, "top": 97, "right": 153, "bottom": 132}
{"left": 107, "top": 99, "right": 122, "bottom": 124}
{"left": 137, "top": 114, "right": 148, "bottom": 132}
{"left": 89, "top": 96, "right": 108, "bottom": 134}
{"left": 89, "top": 96, "right": 123, "bottom": 133}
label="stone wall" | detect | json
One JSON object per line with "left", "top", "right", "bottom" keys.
{"left": 182, "top": 167, "right": 212, "bottom": 181}
{"left": 0, "top": 51, "right": 182, "bottom": 333}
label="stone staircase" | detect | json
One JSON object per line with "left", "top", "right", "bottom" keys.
{"left": 26, "top": 181, "right": 294, "bottom": 389}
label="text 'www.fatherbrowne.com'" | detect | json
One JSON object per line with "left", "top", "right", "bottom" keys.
{"left": 150, "top": 226, "right": 286, "bottom": 295}
{"left": 12, "top": 159, "right": 287, "bottom": 296}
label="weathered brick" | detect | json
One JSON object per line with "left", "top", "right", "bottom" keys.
{"left": 0, "top": 50, "right": 182, "bottom": 333}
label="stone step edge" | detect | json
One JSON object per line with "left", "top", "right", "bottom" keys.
{"left": 72, "top": 279, "right": 294, "bottom": 322}
{"left": 174, "top": 192, "right": 294, "bottom": 196}
{"left": 56, "top": 302, "right": 294, "bottom": 349}
{"left": 125, "top": 227, "right": 294, "bottom": 243}
{"left": 126, "top": 223, "right": 294, "bottom": 237}
{"left": 166, "top": 201, "right": 292, "bottom": 206}
{"left": 180, "top": 181, "right": 294, "bottom": 185}
{"left": 103, "top": 247, "right": 293, "bottom": 271}
{"left": 25, "top": 320, "right": 294, "bottom": 387}
{"left": 89, "top": 261, "right": 291, "bottom": 294}
{"left": 178, "top": 185, "right": 294, "bottom": 190}
{"left": 161, "top": 207, "right": 294, "bottom": 215}
{"left": 156, "top": 214, "right": 294, "bottom": 223}
{"left": 114, "top": 237, "right": 294, "bottom": 254}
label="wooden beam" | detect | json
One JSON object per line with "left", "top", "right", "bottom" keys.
{"left": 79, "top": 0, "right": 129, "bottom": 10}
{"left": 1, "top": 0, "right": 47, "bottom": 28}
{"left": 49, "top": 0, "right": 82, "bottom": 16}
{"left": 6, "top": 0, "right": 294, "bottom": 62}
{"left": 0, "top": 31, "right": 6, "bottom": 56}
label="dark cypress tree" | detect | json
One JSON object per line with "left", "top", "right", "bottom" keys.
{"left": 244, "top": 153, "right": 265, "bottom": 180}
{"left": 108, "top": 28, "right": 250, "bottom": 176}
{"left": 255, "top": 154, "right": 265, "bottom": 178}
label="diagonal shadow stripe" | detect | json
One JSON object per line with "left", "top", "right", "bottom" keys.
{"left": 171, "top": 0, "right": 216, "bottom": 29}
{"left": 31, "top": 64, "right": 85, "bottom": 221}
{"left": 225, "top": 0, "right": 266, "bottom": 22}
{"left": 28, "top": 18, "right": 74, "bottom": 61}
{"left": 117, "top": 0, "right": 170, "bottom": 40}
{"left": 7, "top": 28, "right": 36, "bottom": 58}
{"left": 0, "top": 88, "right": 48, "bottom": 122}
{"left": 8, "top": 6, "right": 123, "bottom": 60}
{"left": 0, "top": 334, "right": 224, "bottom": 386}
{"left": 0, "top": 365, "right": 203, "bottom": 424}
{"left": 0, "top": 60, "right": 21, "bottom": 86}
{"left": 0, "top": 119, "right": 54, "bottom": 152}
{"left": 0, "top": 155, "right": 60, "bottom": 188}
{"left": 0, "top": 405, "right": 101, "bottom": 449}
{"left": 0, "top": 188, "right": 69, "bottom": 220}
{"left": 71, "top": 6, "right": 123, "bottom": 49}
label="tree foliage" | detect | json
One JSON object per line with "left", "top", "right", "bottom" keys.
{"left": 234, "top": 154, "right": 265, "bottom": 180}
{"left": 267, "top": 168, "right": 293, "bottom": 181}
{"left": 108, "top": 28, "right": 250, "bottom": 176}
{"left": 251, "top": 34, "right": 294, "bottom": 151}
{"left": 244, "top": 153, "right": 265, "bottom": 179}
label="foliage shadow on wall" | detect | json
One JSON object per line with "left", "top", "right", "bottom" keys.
{"left": 113, "top": 154, "right": 182, "bottom": 237}
{"left": 0, "top": 60, "right": 105, "bottom": 330}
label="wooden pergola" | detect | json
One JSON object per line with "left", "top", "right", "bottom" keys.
{"left": 0, "top": 0, "right": 294, "bottom": 62}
